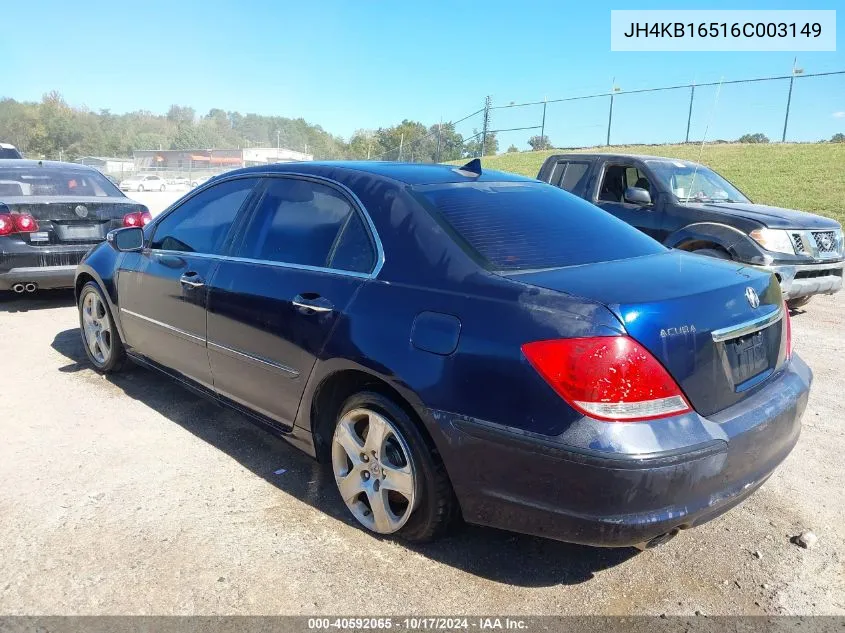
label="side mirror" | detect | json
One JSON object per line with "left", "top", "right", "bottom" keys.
{"left": 107, "top": 227, "right": 144, "bottom": 252}
{"left": 624, "top": 186, "right": 652, "bottom": 205}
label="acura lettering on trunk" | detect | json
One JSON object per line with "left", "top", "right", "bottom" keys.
{"left": 74, "top": 160, "right": 812, "bottom": 549}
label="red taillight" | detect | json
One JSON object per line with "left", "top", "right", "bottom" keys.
{"left": 14, "top": 213, "right": 38, "bottom": 232}
{"left": 0, "top": 213, "right": 38, "bottom": 235}
{"left": 521, "top": 336, "right": 692, "bottom": 422}
{"left": 784, "top": 301, "right": 792, "bottom": 359}
{"left": 123, "top": 211, "right": 152, "bottom": 227}
{"left": 0, "top": 213, "right": 13, "bottom": 236}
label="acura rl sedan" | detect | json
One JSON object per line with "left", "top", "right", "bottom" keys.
{"left": 74, "top": 160, "right": 811, "bottom": 548}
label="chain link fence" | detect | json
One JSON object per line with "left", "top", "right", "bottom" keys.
{"left": 370, "top": 69, "right": 845, "bottom": 163}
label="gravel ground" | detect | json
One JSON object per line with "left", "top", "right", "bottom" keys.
{"left": 0, "top": 288, "right": 842, "bottom": 616}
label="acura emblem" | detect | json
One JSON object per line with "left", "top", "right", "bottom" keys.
{"left": 745, "top": 287, "right": 760, "bottom": 309}
{"left": 74, "top": 204, "right": 88, "bottom": 218}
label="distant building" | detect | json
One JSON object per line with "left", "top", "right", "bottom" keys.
{"left": 77, "top": 156, "right": 135, "bottom": 176}
{"left": 131, "top": 147, "right": 313, "bottom": 174}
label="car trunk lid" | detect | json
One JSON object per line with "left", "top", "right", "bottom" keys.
{"left": 1, "top": 196, "right": 144, "bottom": 245}
{"left": 508, "top": 251, "right": 787, "bottom": 416}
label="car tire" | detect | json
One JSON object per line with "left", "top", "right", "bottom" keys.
{"left": 693, "top": 247, "right": 731, "bottom": 260}
{"left": 330, "top": 391, "right": 457, "bottom": 542}
{"left": 137, "top": 184, "right": 144, "bottom": 192}
{"left": 787, "top": 296, "right": 812, "bottom": 309}
{"left": 78, "top": 281, "right": 126, "bottom": 373}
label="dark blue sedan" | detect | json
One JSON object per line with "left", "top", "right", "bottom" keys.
{"left": 74, "top": 160, "right": 811, "bottom": 548}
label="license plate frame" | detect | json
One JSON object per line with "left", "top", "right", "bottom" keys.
{"left": 726, "top": 329, "right": 770, "bottom": 385}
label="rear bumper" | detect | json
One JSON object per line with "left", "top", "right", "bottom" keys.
{"left": 0, "top": 240, "right": 94, "bottom": 290}
{"left": 0, "top": 265, "right": 78, "bottom": 290}
{"left": 755, "top": 260, "right": 843, "bottom": 300}
{"left": 427, "top": 354, "right": 811, "bottom": 547}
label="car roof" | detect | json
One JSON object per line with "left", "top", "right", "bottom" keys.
{"left": 548, "top": 152, "right": 703, "bottom": 167}
{"left": 222, "top": 161, "right": 536, "bottom": 186}
{"left": 0, "top": 159, "right": 102, "bottom": 172}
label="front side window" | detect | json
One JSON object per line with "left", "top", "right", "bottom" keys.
{"left": 237, "top": 178, "right": 376, "bottom": 273}
{"left": 598, "top": 164, "right": 651, "bottom": 202}
{"left": 151, "top": 177, "right": 257, "bottom": 254}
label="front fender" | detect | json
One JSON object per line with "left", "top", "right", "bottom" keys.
{"left": 74, "top": 243, "right": 127, "bottom": 343}
{"left": 664, "top": 222, "right": 770, "bottom": 265}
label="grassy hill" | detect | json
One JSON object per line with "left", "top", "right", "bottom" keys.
{"left": 461, "top": 143, "right": 845, "bottom": 225}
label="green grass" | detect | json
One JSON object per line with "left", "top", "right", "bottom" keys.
{"left": 459, "top": 143, "right": 845, "bottom": 225}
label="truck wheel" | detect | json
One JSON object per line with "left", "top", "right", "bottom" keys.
{"left": 787, "top": 296, "right": 811, "bottom": 310}
{"left": 693, "top": 248, "right": 731, "bottom": 260}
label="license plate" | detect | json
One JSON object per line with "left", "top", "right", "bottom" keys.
{"left": 61, "top": 224, "right": 101, "bottom": 240}
{"left": 727, "top": 330, "right": 769, "bottom": 384}
{"left": 29, "top": 231, "right": 49, "bottom": 242}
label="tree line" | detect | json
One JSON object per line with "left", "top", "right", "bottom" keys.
{"left": 0, "top": 92, "right": 499, "bottom": 163}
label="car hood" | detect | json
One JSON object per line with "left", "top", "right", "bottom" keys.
{"left": 687, "top": 202, "right": 840, "bottom": 230}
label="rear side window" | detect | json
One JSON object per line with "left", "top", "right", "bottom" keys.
{"left": 151, "top": 177, "right": 257, "bottom": 254}
{"left": 417, "top": 181, "right": 665, "bottom": 271}
{"left": 549, "top": 161, "right": 590, "bottom": 193}
{"left": 237, "top": 178, "right": 375, "bottom": 273}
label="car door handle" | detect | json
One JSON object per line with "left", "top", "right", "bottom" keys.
{"left": 292, "top": 294, "right": 334, "bottom": 314}
{"left": 179, "top": 272, "right": 205, "bottom": 288}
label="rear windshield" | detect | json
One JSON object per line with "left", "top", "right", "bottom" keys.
{"left": 0, "top": 167, "right": 123, "bottom": 198}
{"left": 416, "top": 181, "right": 665, "bottom": 271}
{"left": 0, "top": 148, "right": 22, "bottom": 159}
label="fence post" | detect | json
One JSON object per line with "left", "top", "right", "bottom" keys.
{"left": 436, "top": 119, "right": 442, "bottom": 163}
{"left": 782, "top": 74, "right": 795, "bottom": 143}
{"left": 540, "top": 98, "right": 547, "bottom": 147}
{"left": 606, "top": 93, "right": 614, "bottom": 146}
{"left": 480, "top": 96, "right": 491, "bottom": 157}
{"left": 685, "top": 83, "right": 695, "bottom": 143}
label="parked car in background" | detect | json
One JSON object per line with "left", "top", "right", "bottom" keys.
{"left": 0, "top": 160, "right": 150, "bottom": 293}
{"left": 538, "top": 154, "right": 844, "bottom": 309}
{"left": 119, "top": 173, "right": 167, "bottom": 192}
{"left": 75, "top": 160, "right": 810, "bottom": 548}
{"left": 0, "top": 143, "right": 23, "bottom": 159}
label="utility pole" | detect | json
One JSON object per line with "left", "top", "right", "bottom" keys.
{"left": 782, "top": 57, "right": 803, "bottom": 143}
{"left": 607, "top": 79, "right": 619, "bottom": 147}
{"left": 276, "top": 130, "right": 280, "bottom": 157}
{"left": 540, "top": 97, "right": 547, "bottom": 147}
{"left": 436, "top": 118, "right": 443, "bottom": 163}
{"left": 480, "top": 95, "right": 492, "bottom": 157}
{"left": 398, "top": 133, "right": 404, "bottom": 161}
{"left": 685, "top": 82, "right": 696, "bottom": 143}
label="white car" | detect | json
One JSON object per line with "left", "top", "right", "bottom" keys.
{"left": 119, "top": 174, "right": 167, "bottom": 192}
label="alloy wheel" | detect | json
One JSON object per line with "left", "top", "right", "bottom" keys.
{"left": 81, "top": 291, "right": 112, "bottom": 365}
{"left": 331, "top": 407, "right": 416, "bottom": 534}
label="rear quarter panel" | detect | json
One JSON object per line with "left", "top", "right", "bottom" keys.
{"left": 305, "top": 271, "right": 625, "bottom": 442}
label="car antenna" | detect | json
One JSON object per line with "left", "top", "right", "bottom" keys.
{"left": 687, "top": 76, "right": 723, "bottom": 201}
{"left": 456, "top": 158, "right": 482, "bottom": 177}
